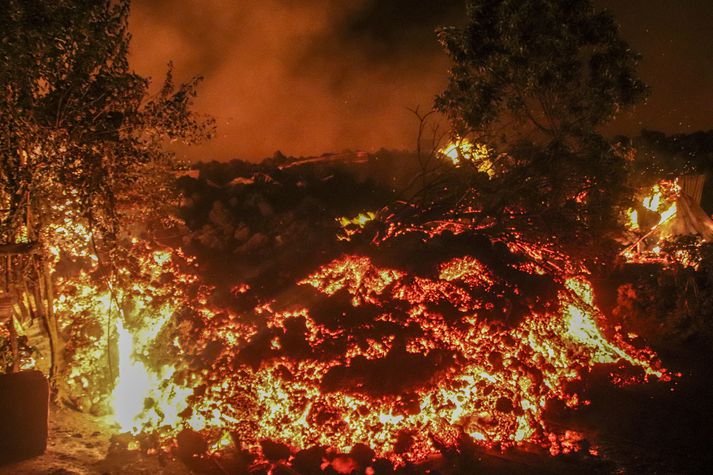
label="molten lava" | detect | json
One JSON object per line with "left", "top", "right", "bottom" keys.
{"left": 51, "top": 204, "right": 669, "bottom": 463}
{"left": 56, "top": 246, "right": 666, "bottom": 463}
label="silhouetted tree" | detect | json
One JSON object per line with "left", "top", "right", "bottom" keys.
{"left": 435, "top": 0, "right": 647, "bottom": 260}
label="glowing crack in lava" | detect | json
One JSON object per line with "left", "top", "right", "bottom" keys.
{"left": 61, "top": 239, "right": 668, "bottom": 462}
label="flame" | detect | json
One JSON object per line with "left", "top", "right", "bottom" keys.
{"left": 338, "top": 211, "right": 376, "bottom": 228}
{"left": 439, "top": 139, "right": 494, "bottom": 176}
{"left": 110, "top": 304, "right": 193, "bottom": 434}
{"left": 624, "top": 180, "right": 681, "bottom": 261}
{"left": 627, "top": 209, "right": 639, "bottom": 230}
{"left": 658, "top": 202, "right": 677, "bottom": 225}
{"left": 626, "top": 181, "right": 679, "bottom": 231}
{"left": 112, "top": 317, "right": 152, "bottom": 432}
{"left": 337, "top": 211, "right": 377, "bottom": 241}
{"left": 642, "top": 185, "right": 662, "bottom": 212}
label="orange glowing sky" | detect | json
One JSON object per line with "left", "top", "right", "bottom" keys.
{"left": 128, "top": 0, "right": 713, "bottom": 162}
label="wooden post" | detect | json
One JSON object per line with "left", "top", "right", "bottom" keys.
{"left": 1, "top": 256, "right": 18, "bottom": 373}
{"left": 42, "top": 255, "right": 59, "bottom": 387}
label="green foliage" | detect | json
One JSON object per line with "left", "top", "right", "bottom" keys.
{"left": 434, "top": 0, "right": 647, "bottom": 260}
{"left": 0, "top": 0, "right": 213, "bottom": 249}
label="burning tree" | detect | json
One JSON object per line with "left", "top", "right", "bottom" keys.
{"left": 0, "top": 0, "right": 212, "bottom": 390}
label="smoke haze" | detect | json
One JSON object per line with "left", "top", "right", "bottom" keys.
{"left": 129, "top": 0, "right": 462, "bottom": 161}
{"left": 128, "top": 0, "right": 713, "bottom": 162}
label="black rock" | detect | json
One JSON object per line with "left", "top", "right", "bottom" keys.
{"left": 260, "top": 439, "right": 291, "bottom": 461}
{"left": 349, "top": 443, "right": 375, "bottom": 467}
{"left": 292, "top": 445, "right": 326, "bottom": 474}
{"left": 176, "top": 428, "right": 208, "bottom": 458}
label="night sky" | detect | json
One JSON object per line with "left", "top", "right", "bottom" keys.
{"left": 129, "top": 0, "right": 713, "bottom": 162}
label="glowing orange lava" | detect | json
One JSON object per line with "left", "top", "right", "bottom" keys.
{"left": 54, "top": 223, "right": 668, "bottom": 464}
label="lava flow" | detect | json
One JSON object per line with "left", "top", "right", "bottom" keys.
{"left": 52, "top": 217, "right": 668, "bottom": 464}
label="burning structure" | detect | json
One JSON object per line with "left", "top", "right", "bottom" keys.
{"left": 624, "top": 176, "right": 713, "bottom": 262}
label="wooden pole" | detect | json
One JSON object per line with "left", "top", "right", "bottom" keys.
{"left": 1, "top": 256, "right": 18, "bottom": 373}
{"left": 41, "top": 256, "right": 59, "bottom": 388}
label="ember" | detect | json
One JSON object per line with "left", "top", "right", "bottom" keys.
{"left": 624, "top": 180, "right": 681, "bottom": 261}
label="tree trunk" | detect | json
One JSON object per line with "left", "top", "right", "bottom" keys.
{"left": 33, "top": 255, "right": 60, "bottom": 396}
{"left": 7, "top": 315, "right": 19, "bottom": 373}
{"left": 9, "top": 257, "right": 19, "bottom": 373}
{"left": 42, "top": 256, "right": 60, "bottom": 386}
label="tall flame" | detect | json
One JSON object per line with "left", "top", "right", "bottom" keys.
{"left": 110, "top": 305, "right": 195, "bottom": 434}
{"left": 112, "top": 318, "right": 152, "bottom": 432}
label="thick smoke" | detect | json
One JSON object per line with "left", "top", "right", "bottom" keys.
{"left": 129, "top": 0, "right": 462, "bottom": 162}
